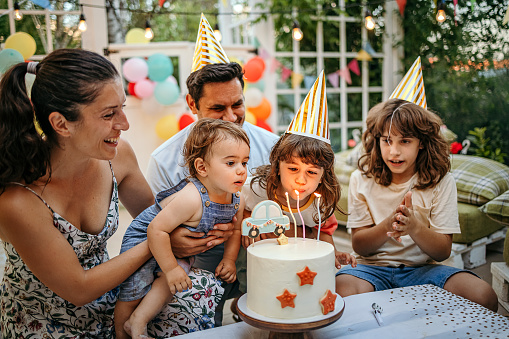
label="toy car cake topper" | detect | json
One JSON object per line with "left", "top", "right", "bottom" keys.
{"left": 242, "top": 200, "right": 290, "bottom": 238}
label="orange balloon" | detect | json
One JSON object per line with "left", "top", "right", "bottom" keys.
{"left": 243, "top": 59, "right": 264, "bottom": 83}
{"left": 249, "top": 56, "right": 266, "bottom": 72}
{"left": 249, "top": 97, "right": 271, "bottom": 121}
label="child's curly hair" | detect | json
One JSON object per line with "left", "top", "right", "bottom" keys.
{"left": 359, "top": 98, "right": 450, "bottom": 189}
{"left": 183, "top": 118, "right": 250, "bottom": 178}
{"left": 251, "top": 133, "right": 343, "bottom": 223}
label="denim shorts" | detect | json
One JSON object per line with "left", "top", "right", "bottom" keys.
{"left": 336, "top": 264, "right": 477, "bottom": 291}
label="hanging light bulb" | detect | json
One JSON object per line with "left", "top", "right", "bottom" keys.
{"left": 436, "top": 1, "right": 446, "bottom": 23}
{"left": 365, "top": 10, "right": 375, "bottom": 30}
{"left": 213, "top": 23, "right": 222, "bottom": 42}
{"left": 14, "top": 2, "right": 22, "bottom": 21}
{"left": 292, "top": 19, "right": 303, "bottom": 41}
{"left": 78, "top": 5, "right": 87, "bottom": 32}
{"left": 145, "top": 19, "right": 154, "bottom": 40}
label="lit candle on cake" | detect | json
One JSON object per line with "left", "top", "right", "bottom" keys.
{"left": 295, "top": 190, "right": 305, "bottom": 239}
{"left": 285, "top": 192, "right": 298, "bottom": 238}
{"left": 314, "top": 192, "right": 321, "bottom": 241}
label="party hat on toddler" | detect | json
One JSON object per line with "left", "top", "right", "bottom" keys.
{"left": 191, "top": 14, "right": 230, "bottom": 72}
{"left": 286, "top": 70, "right": 330, "bottom": 144}
{"left": 389, "top": 56, "right": 427, "bottom": 109}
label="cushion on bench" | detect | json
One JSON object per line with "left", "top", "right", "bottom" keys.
{"left": 451, "top": 154, "right": 509, "bottom": 206}
{"left": 453, "top": 202, "right": 505, "bottom": 244}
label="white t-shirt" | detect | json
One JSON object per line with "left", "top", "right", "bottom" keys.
{"left": 347, "top": 170, "right": 460, "bottom": 267}
{"left": 146, "top": 121, "right": 279, "bottom": 194}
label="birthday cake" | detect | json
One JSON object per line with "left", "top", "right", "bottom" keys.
{"left": 242, "top": 200, "right": 338, "bottom": 320}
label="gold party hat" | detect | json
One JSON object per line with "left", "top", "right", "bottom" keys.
{"left": 389, "top": 57, "right": 427, "bottom": 109}
{"left": 286, "top": 70, "right": 330, "bottom": 144}
{"left": 191, "top": 14, "right": 230, "bottom": 72}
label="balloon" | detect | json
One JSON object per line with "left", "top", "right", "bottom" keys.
{"left": 147, "top": 53, "right": 174, "bottom": 82}
{"left": 256, "top": 119, "right": 273, "bottom": 132}
{"left": 134, "top": 79, "right": 155, "bottom": 99}
{"left": 249, "top": 97, "right": 271, "bottom": 121}
{"left": 245, "top": 87, "right": 264, "bottom": 108}
{"left": 250, "top": 78, "right": 265, "bottom": 92}
{"left": 122, "top": 58, "right": 148, "bottom": 83}
{"left": 245, "top": 110, "right": 257, "bottom": 125}
{"left": 179, "top": 113, "right": 195, "bottom": 130}
{"left": 166, "top": 75, "right": 178, "bottom": 84}
{"left": 155, "top": 115, "right": 179, "bottom": 140}
{"left": 249, "top": 56, "right": 266, "bottom": 72}
{"left": 125, "top": 28, "right": 150, "bottom": 44}
{"left": 229, "top": 57, "right": 244, "bottom": 67}
{"left": 0, "top": 48, "right": 24, "bottom": 73}
{"left": 243, "top": 59, "right": 264, "bottom": 83}
{"left": 154, "top": 81, "right": 180, "bottom": 105}
{"left": 127, "top": 82, "right": 139, "bottom": 98}
{"left": 5, "top": 32, "right": 36, "bottom": 60}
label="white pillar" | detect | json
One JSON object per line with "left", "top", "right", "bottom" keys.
{"left": 80, "top": 0, "right": 108, "bottom": 55}
{"left": 383, "top": 2, "right": 404, "bottom": 100}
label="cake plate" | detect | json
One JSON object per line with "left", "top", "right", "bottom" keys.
{"left": 236, "top": 293, "right": 344, "bottom": 339}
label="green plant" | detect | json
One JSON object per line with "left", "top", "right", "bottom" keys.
{"left": 467, "top": 127, "right": 506, "bottom": 163}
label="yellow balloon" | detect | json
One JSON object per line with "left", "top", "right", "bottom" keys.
{"left": 125, "top": 28, "right": 150, "bottom": 44}
{"left": 229, "top": 57, "right": 244, "bottom": 68}
{"left": 245, "top": 110, "right": 257, "bottom": 125}
{"left": 5, "top": 32, "right": 36, "bottom": 60}
{"left": 155, "top": 115, "right": 179, "bottom": 140}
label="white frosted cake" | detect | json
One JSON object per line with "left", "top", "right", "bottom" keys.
{"left": 246, "top": 237, "right": 337, "bottom": 320}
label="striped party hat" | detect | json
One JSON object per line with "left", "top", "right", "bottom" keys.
{"left": 191, "top": 14, "right": 230, "bottom": 72}
{"left": 286, "top": 70, "right": 330, "bottom": 144}
{"left": 389, "top": 57, "right": 427, "bottom": 109}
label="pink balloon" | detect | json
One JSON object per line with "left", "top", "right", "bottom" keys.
{"left": 123, "top": 58, "right": 148, "bottom": 83}
{"left": 134, "top": 79, "right": 155, "bottom": 99}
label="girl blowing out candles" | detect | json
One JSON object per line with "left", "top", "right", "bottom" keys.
{"left": 242, "top": 71, "right": 356, "bottom": 270}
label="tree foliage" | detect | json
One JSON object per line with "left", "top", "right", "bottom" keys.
{"left": 401, "top": 0, "right": 509, "bottom": 164}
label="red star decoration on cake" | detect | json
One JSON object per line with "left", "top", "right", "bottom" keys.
{"left": 296, "top": 266, "right": 317, "bottom": 286}
{"left": 319, "top": 289, "right": 337, "bottom": 315}
{"left": 276, "top": 289, "right": 297, "bottom": 308}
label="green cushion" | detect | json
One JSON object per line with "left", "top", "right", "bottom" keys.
{"left": 453, "top": 202, "right": 505, "bottom": 243}
{"left": 335, "top": 151, "right": 356, "bottom": 186}
{"left": 479, "top": 190, "right": 509, "bottom": 225}
{"left": 335, "top": 184, "right": 349, "bottom": 225}
{"left": 450, "top": 154, "right": 509, "bottom": 206}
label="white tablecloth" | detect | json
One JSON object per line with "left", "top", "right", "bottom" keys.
{"left": 180, "top": 284, "right": 509, "bottom": 338}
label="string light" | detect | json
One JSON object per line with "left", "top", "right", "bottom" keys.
{"left": 436, "top": 1, "right": 446, "bottom": 23}
{"left": 14, "top": 2, "right": 22, "bottom": 21}
{"left": 145, "top": 18, "right": 154, "bottom": 40}
{"left": 213, "top": 23, "right": 222, "bottom": 42}
{"left": 365, "top": 9, "right": 375, "bottom": 30}
{"left": 292, "top": 19, "right": 303, "bottom": 41}
{"left": 78, "top": 5, "right": 87, "bottom": 32}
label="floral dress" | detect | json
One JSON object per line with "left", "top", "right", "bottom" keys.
{"left": 0, "top": 175, "right": 120, "bottom": 338}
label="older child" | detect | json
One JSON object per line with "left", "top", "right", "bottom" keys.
{"left": 335, "top": 98, "right": 498, "bottom": 311}
{"left": 115, "top": 118, "right": 249, "bottom": 338}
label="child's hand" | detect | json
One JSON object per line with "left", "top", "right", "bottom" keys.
{"left": 386, "top": 191, "right": 412, "bottom": 242}
{"left": 335, "top": 251, "right": 357, "bottom": 269}
{"left": 165, "top": 265, "right": 192, "bottom": 295}
{"left": 215, "top": 258, "right": 237, "bottom": 284}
